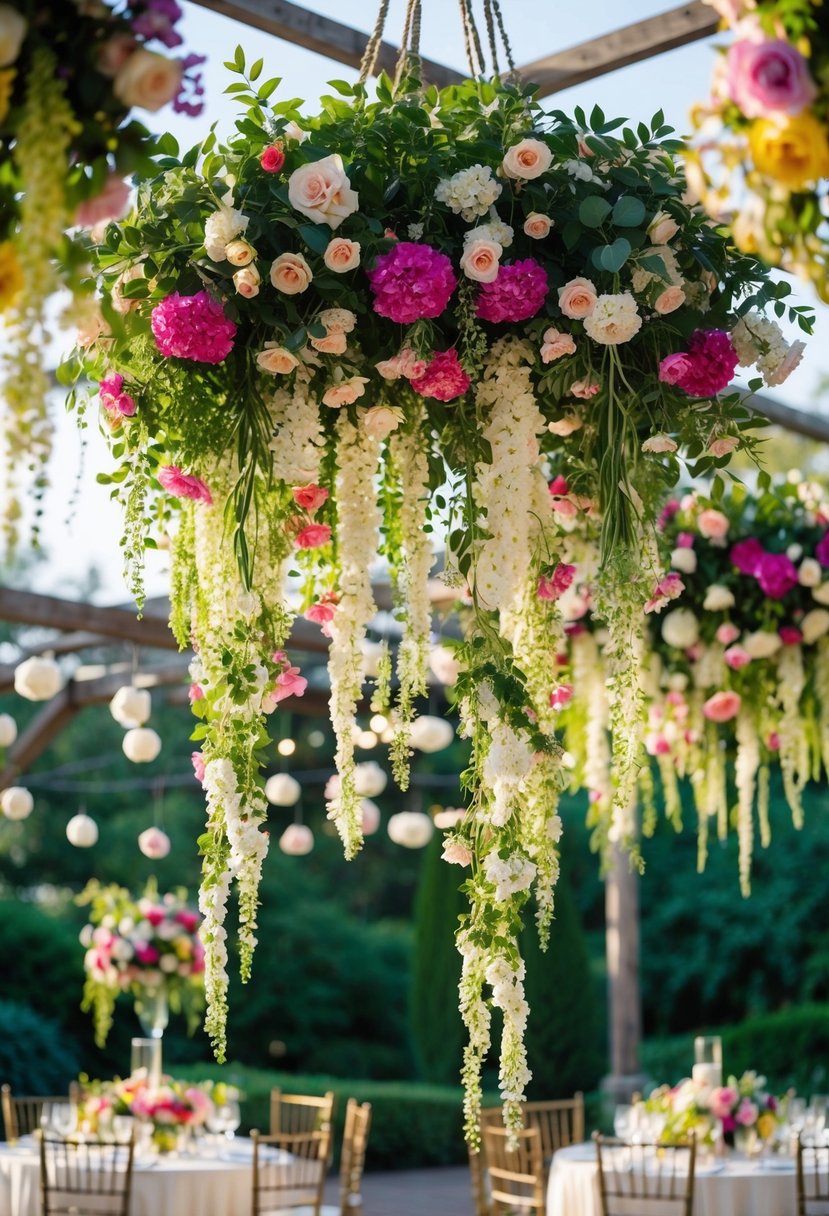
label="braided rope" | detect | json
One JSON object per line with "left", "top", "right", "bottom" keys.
{"left": 491, "top": 0, "right": 517, "bottom": 74}
{"left": 458, "top": 0, "right": 485, "bottom": 76}
{"left": 483, "top": 0, "right": 500, "bottom": 77}
{"left": 394, "top": 0, "right": 423, "bottom": 89}
{"left": 358, "top": 0, "right": 391, "bottom": 84}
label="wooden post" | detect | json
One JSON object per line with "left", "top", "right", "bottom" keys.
{"left": 601, "top": 842, "right": 647, "bottom": 1114}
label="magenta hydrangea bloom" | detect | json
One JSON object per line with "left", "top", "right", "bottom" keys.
{"left": 658, "top": 329, "right": 739, "bottom": 397}
{"left": 756, "top": 551, "right": 798, "bottom": 598}
{"left": 817, "top": 531, "right": 829, "bottom": 568}
{"left": 730, "top": 537, "right": 764, "bottom": 576}
{"left": 476, "top": 259, "right": 549, "bottom": 323}
{"left": 151, "top": 291, "right": 236, "bottom": 363}
{"left": 367, "top": 242, "right": 457, "bottom": 324}
{"left": 409, "top": 349, "right": 471, "bottom": 402}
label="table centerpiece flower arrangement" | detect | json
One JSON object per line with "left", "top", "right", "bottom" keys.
{"left": 645, "top": 1070, "right": 780, "bottom": 1152}
{"left": 0, "top": 0, "right": 205, "bottom": 550}
{"left": 77, "top": 1072, "right": 213, "bottom": 1152}
{"left": 689, "top": 0, "right": 829, "bottom": 296}
{"left": 64, "top": 37, "right": 811, "bottom": 1141}
{"left": 78, "top": 880, "right": 204, "bottom": 1046}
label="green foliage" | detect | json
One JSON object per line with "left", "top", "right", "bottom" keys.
{"left": 0, "top": 1002, "right": 80, "bottom": 1099}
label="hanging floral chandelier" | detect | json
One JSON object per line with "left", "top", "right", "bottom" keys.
{"left": 65, "top": 0, "right": 813, "bottom": 1140}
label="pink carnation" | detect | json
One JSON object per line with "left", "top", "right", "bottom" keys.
{"left": 730, "top": 537, "right": 765, "bottom": 575}
{"left": 645, "top": 572, "right": 685, "bottom": 614}
{"left": 703, "top": 689, "right": 742, "bottom": 722}
{"left": 295, "top": 523, "right": 332, "bottom": 549}
{"left": 158, "top": 465, "right": 213, "bottom": 504}
{"left": 537, "top": 563, "right": 576, "bottom": 601}
{"left": 99, "top": 373, "right": 137, "bottom": 417}
{"left": 726, "top": 38, "right": 816, "bottom": 118}
{"left": 476, "top": 258, "right": 549, "bottom": 323}
{"left": 756, "top": 551, "right": 798, "bottom": 598}
{"left": 151, "top": 290, "right": 236, "bottom": 363}
{"left": 292, "top": 484, "right": 328, "bottom": 511}
{"left": 409, "top": 349, "right": 471, "bottom": 402}
{"left": 367, "top": 242, "right": 456, "bottom": 324}
{"left": 658, "top": 329, "right": 739, "bottom": 397}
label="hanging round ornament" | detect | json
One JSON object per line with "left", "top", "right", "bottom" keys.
{"left": 66, "top": 812, "right": 98, "bottom": 848}
{"left": 360, "top": 798, "right": 381, "bottom": 836}
{"left": 122, "top": 727, "right": 162, "bottom": 764}
{"left": 14, "top": 656, "right": 62, "bottom": 701}
{"left": 0, "top": 714, "right": 17, "bottom": 749}
{"left": 1, "top": 786, "right": 33, "bottom": 820}
{"left": 110, "top": 685, "right": 152, "bottom": 729}
{"left": 138, "top": 826, "right": 171, "bottom": 859}
{"left": 264, "top": 772, "right": 301, "bottom": 807}
{"left": 279, "top": 823, "right": 314, "bottom": 855}
{"left": 387, "top": 810, "right": 434, "bottom": 849}
{"left": 354, "top": 762, "right": 388, "bottom": 798}
{"left": 408, "top": 714, "right": 454, "bottom": 753}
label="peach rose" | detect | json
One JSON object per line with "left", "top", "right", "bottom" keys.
{"left": 642, "top": 434, "right": 678, "bottom": 453}
{"left": 697, "top": 508, "right": 730, "bottom": 540}
{"left": 113, "top": 49, "right": 183, "bottom": 112}
{"left": 225, "top": 240, "right": 255, "bottom": 267}
{"left": 459, "top": 238, "right": 502, "bottom": 283}
{"left": 654, "top": 285, "right": 685, "bottom": 315}
{"left": 322, "top": 377, "right": 370, "bottom": 408}
{"left": 74, "top": 174, "right": 131, "bottom": 229}
{"left": 270, "top": 251, "right": 313, "bottom": 295}
{"left": 648, "top": 210, "right": 679, "bottom": 245}
{"left": 558, "top": 276, "right": 597, "bottom": 319}
{"left": 708, "top": 435, "right": 740, "bottom": 457}
{"left": 376, "top": 349, "right": 427, "bottom": 380}
{"left": 310, "top": 331, "right": 348, "bottom": 355}
{"left": 233, "top": 266, "right": 261, "bottom": 298}
{"left": 257, "top": 345, "right": 300, "bottom": 375}
{"left": 524, "top": 212, "right": 552, "bottom": 238}
{"left": 323, "top": 237, "right": 361, "bottom": 272}
{"left": 287, "top": 154, "right": 359, "bottom": 229}
{"left": 97, "top": 32, "right": 137, "bottom": 77}
{"left": 111, "top": 264, "right": 146, "bottom": 314}
{"left": 502, "top": 138, "right": 552, "bottom": 180}
{"left": 702, "top": 690, "right": 742, "bottom": 723}
{"left": 548, "top": 414, "right": 583, "bottom": 436}
{"left": 540, "top": 327, "right": 577, "bottom": 363}
{"left": 361, "top": 405, "right": 404, "bottom": 439}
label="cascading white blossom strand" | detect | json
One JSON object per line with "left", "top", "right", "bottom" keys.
{"left": 268, "top": 377, "right": 325, "bottom": 484}
{"left": 389, "top": 415, "right": 433, "bottom": 788}
{"left": 458, "top": 932, "right": 491, "bottom": 1149}
{"left": 734, "top": 708, "right": 759, "bottom": 898}
{"left": 326, "top": 413, "right": 381, "bottom": 858}
{"left": 816, "top": 639, "right": 829, "bottom": 774}
{"left": 777, "top": 644, "right": 808, "bottom": 829}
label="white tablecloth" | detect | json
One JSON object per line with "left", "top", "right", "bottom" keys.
{"left": 0, "top": 1138, "right": 261, "bottom": 1216}
{"left": 547, "top": 1142, "right": 800, "bottom": 1216}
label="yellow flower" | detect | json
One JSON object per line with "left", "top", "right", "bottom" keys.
{"left": 0, "top": 240, "right": 23, "bottom": 311}
{"left": 0, "top": 67, "right": 14, "bottom": 124}
{"left": 756, "top": 1112, "right": 776, "bottom": 1141}
{"left": 749, "top": 113, "right": 829, "bottom": 189}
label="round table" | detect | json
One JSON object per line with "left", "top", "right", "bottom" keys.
{"left": 0, "top": 1137, "right": 262, "bottom": 1216}
{"left": 547, "top": 1142, "right": 800, "bottom": 1216}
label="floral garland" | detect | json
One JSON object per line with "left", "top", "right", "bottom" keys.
{"left": 690, "top": 0, "right": 829, "bottom": 296}
{"left": 0, "top": 0, "right": 204, "bottom": 548}
{"left": 66, "top": 53, "right": 811, "bottom": 1130}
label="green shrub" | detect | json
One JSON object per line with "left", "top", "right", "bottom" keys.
{"left": 0, "top": 1002, "right": 80, "bottom": 1101}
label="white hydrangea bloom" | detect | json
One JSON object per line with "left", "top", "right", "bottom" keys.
{"left": 434, "top": 164, "right": 502, "bottom": 221}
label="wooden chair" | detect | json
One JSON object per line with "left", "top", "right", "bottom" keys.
{"left": 334, "top": 1099, "right": 371, "bottom": 1216}
{"left": 469, "top": 1106, "right": 503, "bottom": 1216}
{"left": 270, "top": 1090, "right": 336, "bottom": 1169}
{"left": 797, "top": 1133, "right": 829, "bottom": 1214}
{"left": 2, "top": 1086, "right": 78, "bottom": 1144}
{"left": 251, "top": 1128, "right": 330, "bottom": 1216}
{"left": 40, "top": 1133, "right": 134, "bottom": 1216}
{"left": 524, "top": 1093, "right": 585, "bottom": 1166}
{"left": 482, "top": 1124, "right": 546, "bottom": 1215}
{"left": 594, "top": 1132, "right": 696, "bottom": 1216}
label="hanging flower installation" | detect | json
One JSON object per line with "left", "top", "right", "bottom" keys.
{"left": 690, "top": 0, "right": 829, "bottom": 296}
{"left": 0, "top": 0, "right": 205, "bottom": 549}
{"left": 67, "top": 50, "right": 811, "bottom": 1137}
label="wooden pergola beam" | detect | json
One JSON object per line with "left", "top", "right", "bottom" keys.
{"left": 0, "top": 588, "right": 174, "bottom": 650}
{"left": 746, "top": 391, "right": 829, "bottom": 445}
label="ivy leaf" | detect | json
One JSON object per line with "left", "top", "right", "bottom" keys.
{"left": 578, "top": 195, "right": 612, "bottom": 228}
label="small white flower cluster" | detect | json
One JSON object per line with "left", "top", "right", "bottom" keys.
{"left": 483, "top": 850, "right": 538, "bottom": 902}
{"left": 457, "top": 934, "right": 492, "bottom": 1147}
{"left": 464, "top": 211, "right": 514, "bottom": 248}
{"left": 269, "top": 381, "right": 326, "bottom": 484}
{"left": 734, "top": 708, "right": 759, "bottom": 897}
{"left": 776, "top": 643, "right": 809, "bottom": 833}
{"left": 563, "top": 158, "right": 605, "bottom": 187}
{"left": 207, "top": 756, "right": 270, "bottom": 960}
{"left": 485, "top": 950, "right": 532, "bottom": 1110}
{"left": 731, "top": 310, "right": 805, "bottom": 387}
{"left": 482, "top": 722, "right": 535, "bottom": 826}
{"left": 434, "top": 163, "right": 502, "bottom": 221}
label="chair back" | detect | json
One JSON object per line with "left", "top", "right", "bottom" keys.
{"left": 270, "top": 1090, "right": 335, "bottom": 1170}
{"left": 468, "top": 1107, "right": 504, "bottom": 1216}
{"left": 40, "top": 1134, "right": 134, "bottom": 1216}
{"left": 524, "top": 1093, "right": 585, "bottom": 1165}
{"left": 338, "top": 1099, "right": 371, "bottom": 1216}
{"left": 2, "top": 1087, "right": 79, "bottom": 1144}
{"left": 251, "top": 1128, "right": 330, "bottom": 1216}
{"left": 594, "top": 1133, "right": 696, "bottom": 1216}
{"left": 797, "top": 1134, "right": 829, "bottom": 1215}
{"left": 482, "top": 1124, "right": 546, "bottom": 1214}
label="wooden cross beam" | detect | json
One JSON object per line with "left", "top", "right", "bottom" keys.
{"left": 0, "top": 588, "right": 175, "bottom": 650}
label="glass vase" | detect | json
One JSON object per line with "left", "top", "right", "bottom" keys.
{"left": 134, "top": 984, "right": 169, "bottom": 1039}
{"left": 734, "top": 1125, "right": 759, "bottom": 1156}
{"left": 692, "top": 1035, "right": 722, "bottom": 1089}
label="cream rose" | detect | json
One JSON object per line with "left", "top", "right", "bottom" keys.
{"left": 703, "top": 584, "right": 735, "bottom": 611}
{"left": 310, "top": 331, "right": 348, "bottom": 355}
{"left": 360, "top": 405, "right": 404, "bottom": 439}
{"left": 287, "top": 154, "right": 359, "bottom": 229}
{"left": 502, "top": 138, "right": 552, "bottom": 180}
{"left": 802, "top": 609, "right": 829, "bottom": 645}
{"left": 540, "top": 327, "right": 577, "bottom": 363}
{"left": 547, "top": 414, "right": 583, "bottom": 436}
{"left": 583, "top": 293, "right": 642, "bottom": 345}
{"left": 204, "top": 206, "right": 248, "bottom": 262}
{"left": 111, "top": 264, "right": 146, "bottom": 314}
{"left": 270, "top": 251, "right": 313, "bottom": 295}
{"left": 671, "top": 547, "right": 697, "bottom": 574}
{"left": 317, "top": 308, "right": 356, "bottom": 334}
{"left": 233, "top": 266, "right": 261, "bottom": 298}
{"left": 697, "top": 508, "right": 730, "bottom": 540}
{"left": 558, "top": 276, "right": 597, "bottom": 319}
{"left": 225, "top": 239, "right": 255, "bottom": 267}
{"left": 813, "top": 583, "right": 829, "bottom": 606}
{"left": 322, "top": 377, "right": 370, "bottom": 408}
{"left": 641, "top": 434, "right": 677, "bottom": 453}
{"left": 648, "top": 210, "right": 679, "bottom": 245}
{"left": 743, "top": 630, "right": 781, "bottom": 659}
{"left": 323, "top": 237, "right": 361, "bottom": 272}
{"left": 112, "top": 49, "right": 182, "bottom": 112}
{"left": 799, "top": 558, "right": 822, "bottom": 587}
{"left": 0, "top": 5, "right": 26, "bottom": 67}
{"left": 257, "top": 345, "right": 300, "bottom": 375}
{"left": 654, "top": 285, "right": 685, "bottom": 315}
{"left": 523, "top": 212, "right": 553, "bottom": 238}
{"left": 662, "top": 609, "right": 700, "bottom": 649}
{"left": 459, "top": 238, "right": 502, "bottom": 283}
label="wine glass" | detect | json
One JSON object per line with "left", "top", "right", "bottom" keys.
{"left": 41, "top": 1102, "right": 75, "bottom": 1139}
{"left": 614, "top": 1105, "right": 634, "bottom": 1143}
{"left": 222, "top": 1099, "right": 241, "bottom": 1142}
{"left": 810, "top": 1095, "right": 828, "bottom": 1143}
{"left": 205, "top": 1104, "right": 228, "bottom": 1151}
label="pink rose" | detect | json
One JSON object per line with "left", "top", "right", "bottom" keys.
{"left": 779, "top": 625, "right": 803, "bottom": 645}
{"left": 323, "top": 237, "right": 361, "bottom": 272}
{"left": 724, "top": 645, "right": 751, "bottom": 669}
{"left": 709, "top": 1086, "right": 738, "bottom": 1119}
{"left": 460, "top": 238, "right": 502, "bottom": 283}
{"left": 287, "top": 154, "right": 359, "bottom": 229}
{"left": 97, "top": 32, "right": 138, "bottom": 77}
{"left": 113, "top": 48, "right": 183, "bottom": 112}
{"left": 645, "top": 732, "right": 671, "bottom": 756}
{"left": 259, "top": 145, "right": 285, "bottom": 173}
{"left": 270, "top": 251, "right": 313, "bottom": 294}
{"left": 272, "top": 665, "right": 308, "bottom": 702}
{"left": 708, "top": 435, "right": 740, "bottom": 457}
{"left": 310, "top": 331, "right": 348, "bottom": 355}
{"left": 306, "top": 601, "right": 336, "bottom": 626}
{"left": 558, "top": 276, "right": 597, "bottom": 319}
{"left": 697, "top": 508, "right": 730, "bottom": 540}
{"left": 322, "top": 376, "right": 370, "bottom": 408}
{"left": 654, "top": 285, "right": 685, "bottom": 315}
{"left": 75, "top": 175, "right": 131, "bottom": 229}
{"left": 570, "top": 377, "right": 600, "bottom": 399}
{"left": 442, "top": 839, "right": 473, "bottom": 866}
{"left": 717, "top": 622, "right": 741, "bottom": 645}
{"left": 540, "top": 327, "right": 577, "bottom": 363}
{"left": 293, "top": 484, "right": 328, "bottom": 511}
{"left": 735, "top": 1098, "right": 759, "bottom": 1127}
{"left": 523, "top": 212, "right": 552, "bottom": 238}
{"left": 537, "top": 563, "right": 576, "bottom": 601}
{"left": 502, "top": 137, "right": 552, "bottom": 180}
{"left": 158, "top": 465, "right": 212, "bottom": 505}
{"left": 703, "top": 690, "right": 742, "bottom": 722}
{"left": 726, "top": 38, "right": 817, "bottom": 118}
{"left": 644, "top": 572, "right": 685, "bottom": 614}
{"left": 294, "top": 523, "right": 331, "bottom": 549}
{"left": 549, "top": 684, "right": 574, "bottom": 709}
{"left": 647, "top": 211, "right": 680, "bottom": 245}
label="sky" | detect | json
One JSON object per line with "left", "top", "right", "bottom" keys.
{"left": 31, "top": 0, "right": 829, "bottom": 601}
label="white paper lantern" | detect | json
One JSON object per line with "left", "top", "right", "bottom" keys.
{"left": 428, "top": 644, "right": 461, "bottom": 686}
{"left": 360, "top": 798, "right": 381, "bottom": 836}
{"left": 14, "top": 656, "right": 63, "bottom": 702}
{"left": 122, "top": 727, "right": 162, "bottom": 763}
{"left": 66, "top": 813, "right": 98, "bottom": 848}
{"left": 387, "top": 811, "right": 434, "bottom": 849}
{"left": 359, "top": 640, "right": 384, "bottom": 679}
{"left": 265, "top": 773, "right": 301, "bottom": 807}
{"left": 433, "top": 807, "right": 466, "bottom": 829}
{"left": 1, "top": 786, "right": 33, "bottom": 820}
{"left": 0, "top": 714, "right": 17, "bottom": 749}
{"left": 279, "top": 823, "right": 314, "bottom": 855}
{"left": 354, "top": 761, "right": 387, "bottom": 797}
{"left": 409, "top": 715, "right": 454, "bottom": 753}
{"left": 110, "top": 685, "right": 152, "bottom": 729}
{"left": 138, "top": 827, "right": 171, "bottom": 859}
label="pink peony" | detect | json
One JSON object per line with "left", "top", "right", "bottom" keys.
{"left": 295, "top": 523, "right": 331, "bottom": 549}
{"left": 779, "top": 625, "right": 803, "bottom": 645}
{"left": 549, "top": 684, "right": 574, "bottom": 709}
{"left": 99, "top": 373, "right": 137, "bottom": 417}
{"left": 816, "top": 531, "right": 829, "bottom": 567}
{"left": 151, "top": 291, "right": 236, "bottom": 363}
{"left": 75, "top": 174, "right": 131, "bottom": 229}
{"left": 476, "top": 258, "right": 549, "bottom": 323}
{"left": 736, "top": 1099, "right": 759, "bottom": 1127}
{"left": 726, "top": 39, "right": 816, "bottom": 118}
{"left": 537, "top": 563, "right": 576, "bottom": 601}
{"left": 724, "top": 645, "right": 751, "bottom": 669}
{"left": 292, "top": 483, "right": 328, "bottom": 511}
{"left": 731, "top": 537, "right": 765, "bottom": 575}
{"left": 658, "top": 330, "right": 739, "bottom": 397}
{"left": 703, "top": 690, "right": 742, "bottom": 722}
{"left": 409, "top": 349, "right": 471, "bottom": 402}
{"left": 191, "top": 751, "right": 206, "bottom": 784}
{"left": 717, "top": 622, "right": 741, "bottom": 645}
{"left": 367, "top": 242, "right": 456, "bottom": 324}
{"left": 645, "top": 572, "right": 685, "bottom": 614}
{"left": 756, "top": 551, "right": 798, "bottom": 598}
{"left": 709, "top": 1086, "right": 738, "bottom": 1120}
{"left": 158, "top": 465, "right": 212, "bottom": 504}
{"left": 272, "top": 665, "right": 307, "bottom": 703}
